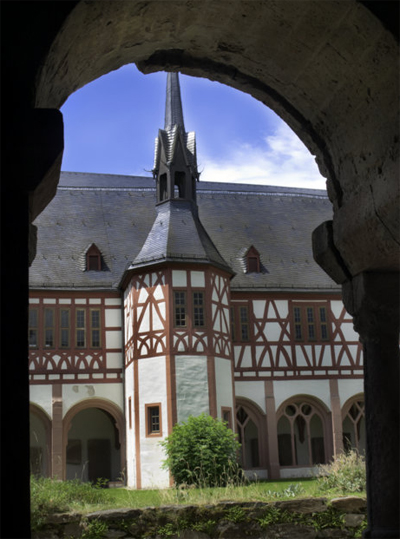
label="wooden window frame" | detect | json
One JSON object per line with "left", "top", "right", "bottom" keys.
{"left": 44, "top": 307, "right": 55, "bottom": 348}
{"left": 173, "top": 290, "right": 187, "bottom": 328}
{"left": 76, "top": 308, "right": 86, "bottom": 348}
{"left": 60, "top": 308, "right": 71, "bottom": 348}
{"left": 231, "top": 303, "right": 251, "bottom": 343}
{"left": 145, "top": 403, "right": 162, "bottom": 437}
{"left": 192, "top": 290, "right": 205, "bottom": 328}
{"left": 292, "top": 303, "right": 330, "bottom": 343}
{"left": 128, "top": 397, "right": 132, "bottom": 430}
{"left": 246, "top": 246, "right": 261, "bottom": 274}
{"left": 29, "top": 307, "right": 39, "bottom": 349}
{"left": 90, "top": 308, "right": 101, "bottom": 348}
{"left": 221, "top": 407, "right": 233, "bottom": 430}
{"left": 86, "top": 244, "right": 102, "bottom": 271}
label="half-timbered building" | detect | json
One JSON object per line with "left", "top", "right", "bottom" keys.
{"left": 29, "top": 73, "right": 365, "bottom": 488}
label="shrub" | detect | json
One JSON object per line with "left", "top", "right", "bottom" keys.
{"left": 160, "top": 413, "right": 242, "bottom": 487}
{"left": 317, "top": 450, "right": 366, "bottom": 493}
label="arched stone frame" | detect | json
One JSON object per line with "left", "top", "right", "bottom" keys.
{"left": 276, "top": 395, "right": 333, "bottom": 468}
{"left": 235, "top": 397, "right": 268, "bottom": 471}
{"left": 29, "top": 403, "right": 52, "bottom": 477}
{"left": 62, "top": 398, "right": 126, "bottom": 482}
{"left": 341, "top": 393, "right": 365, "bottom": 455}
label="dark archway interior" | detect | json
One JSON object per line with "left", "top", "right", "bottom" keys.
{"left": 1, "top": 2, "right": 398, "bottom": 538}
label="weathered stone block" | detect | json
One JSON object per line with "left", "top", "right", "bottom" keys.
{"left": 330, "top": 496, "right": 367, "bottom": 513}
{"left": 275, "top": 498, "right": 328, "bottom": 514}
{"left": 344, "top": 513, "right": 365, "bottom": 528}
{"left": 261, "top": 523, "right": 317, "bottom": 539}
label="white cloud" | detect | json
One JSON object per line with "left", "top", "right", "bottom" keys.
{"left": 199, "top": 123, "right": 326, "bottom": 190}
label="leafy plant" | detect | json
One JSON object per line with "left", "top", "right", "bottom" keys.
{"left": 225, "top": 505, "right": 247, "bottom": 523}
{"left": 317, "top": 450, "right": 366, "bottom": 493}
{"left": 160, "top": 413, "right": 242, "bottom": 487}
{"left": 81, "top": 518, "right": 108, "bottom": 539}
{"left": 263, "top": 482, "right": 305, "bottom": 499}
{"left": 191, "top": 519, "right": 217, "bottom": 535}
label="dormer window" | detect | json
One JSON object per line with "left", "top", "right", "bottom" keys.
{"left": 246, "top": 246, "right": 261, "bottom": 273}
{"left": 86, "top": 244, "right": 102, "bottom": 271}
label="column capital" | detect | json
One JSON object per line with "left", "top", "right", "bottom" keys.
{"left": 342, "top": 272, "right": 400, "bottom": 344}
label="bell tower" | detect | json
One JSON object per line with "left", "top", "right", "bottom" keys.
{"left": 153, "top": 72, "right": 198, "bottom": 206}
{"left": 121, "top": 72, "right": 235, "bottom": 490}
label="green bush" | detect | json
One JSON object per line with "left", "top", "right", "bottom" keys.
{"left": 160, "top": 413, "right": 242, "bottom": 487}
{"left": 317, "top": 450, "right": 366, "bottom": 493}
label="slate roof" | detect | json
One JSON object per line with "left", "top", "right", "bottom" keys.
{"left": 29, "top": 171, "right": 338, "bottom": 293}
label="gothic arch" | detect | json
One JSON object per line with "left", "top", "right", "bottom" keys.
{"left": 62, "top": 398, "right": 125, "bottom": 481}
{"left": 29, "top": 403, "right": 52, "bottom": 477}
{"left": 235, "top": 397, "right": 268, "bottom": 471}
{"left": 276, "top": 395, "right": 333, "bottom": 468}
{"left": 341, "top": 393, "right": 365, "bottom": 454}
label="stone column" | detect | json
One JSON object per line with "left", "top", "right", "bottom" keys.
{"left": 51, "top": 384, "right": 64, "bottom": 479}
{"left": 329, "top": 379, "right": 344, "bottom": 457}
{"left": 342, "top": 272, "right": 399, "bottom": 539}
{"left": 264, "top": 380, "right": 280, "bottom": 480}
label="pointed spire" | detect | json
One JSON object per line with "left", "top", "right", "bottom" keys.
{"left": 164, "top": 72, "right": 185, "bottom": 131}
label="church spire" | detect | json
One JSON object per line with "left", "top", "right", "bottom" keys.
{"left": 153, "top": 72, "right": 198, "bottom": 205}
{"left": 164, "top": 72, "right": 185, "bottom": 132}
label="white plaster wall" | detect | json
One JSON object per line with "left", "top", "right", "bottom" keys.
{"left": 172, "top": 270, "right": 187, "bottom": 287}
{"left": 215, "top": 358, "right": 234, "bottom": 417}
{"left": 29, "top": 385, "right": 53, "bottom": 418}
{"left": 235, "top": 381, "right": 266, "bottom": 413}
{"left": 106, "top": 298, "right": 122, "bottom": 306}
{"left": 105, "top": 309, "right": 121, "bottom": 328}
{"left": 191, "top": 270, "right": 205, "bottom": 287}
{"left": 106, "top": 330, "right": 122, "bottom": 349}
{"left": 138, "top": 356, "right": 170, "bottom": 489}
{"left": 175, "top": 356, "right": 209, "bottom": 423}
{"left": 124, "top": 363, "right": 136, "bottom": 488}
{"left": 106, "top": 352, "right": 123, "bottom": 369}
{"left": 244, "top": 469, "right": 268, "bottom": 480}
{"left": 62, "top": 383, "right": 124, "bottom": 417}
{"left": 338, "top": 379, "right": 364, "bottom": 407}
{"left": 280, "top": 467, "right": 317, "bottom": 478}
{"left": 273, "top": 380, "right": 331, "bottom": 411}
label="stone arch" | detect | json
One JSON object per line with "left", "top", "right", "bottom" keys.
{"left": 29, "top": 403, "right": 52, "bottom": 477}
{"left": 235, "top": 397, "right": 268, "bottom": 473}
{"left": 341, "top": 392, "right": 365, "bottom": 454}
{"left": 276, "top": 395, "right": 333, "bottom": 469}
{"left": 31, "top": 1, "right": 399, "bottom": 278}
{"left": 62, "top": 398, "right": 125, "bottom": 482}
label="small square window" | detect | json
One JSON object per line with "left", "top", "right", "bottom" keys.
{"left": 146, "top": 403, "right": 162, "bottom": 437}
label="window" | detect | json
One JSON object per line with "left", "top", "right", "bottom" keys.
{"left": 128, "top": 397, "right": 132, "bottom": 430}
{"left": 29, "top": 308, "right": 38, "bottom": 348}
{"left": 60, "top": 308, "right": 70, "bottom": 348}
{"left": 174, "top": 291, "right": 186, "bottom": 327}
{"left": 193, "top": 291, "right": 205, "bottom": 327}
{"left": 231, "top": 304, "right": 250, "bottom": 342}
{"left": 76, "top": 309, "right": 86, "bottom": 348}
{"left": 86, "top": 244, "right": 102, "bottom": 271}
{"left": 174, "top": 171, "right": 185, "bottom": 198}
{"left": 222, "top": 407, "right": 232, "bottom": 429}
{"left": 90, "top": 309, "right": 101, "bottom": 347}
{"left": 245, "top": 246, "right": 261, "bottom": 273}
{"left": 145, "top": 404, "right": 162, "bottom": 437}
{"left": 292, "top": 304, "right": 330, "bottom": 342}
{"left": 277, "top": 400, "right": 326, "bottom": 466}
{"left": 160, "top": 173, "right": 167, "bottom": 201}
{"left": 44, "top": 308, "right": 55, "bottom": 348}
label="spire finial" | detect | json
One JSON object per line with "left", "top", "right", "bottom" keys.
{"left": 164, "top": 72, "right": 185, "bottom": 131}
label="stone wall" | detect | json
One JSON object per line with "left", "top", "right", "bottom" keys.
{"left": 33, "top": 496, "right": 367, "bottom": 538}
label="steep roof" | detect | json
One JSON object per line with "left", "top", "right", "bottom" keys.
{"left": 29, "top": 171, "right": 338, "bottom": 293}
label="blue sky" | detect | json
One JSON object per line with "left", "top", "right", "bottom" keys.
{"left": 61, "top": 64, "right": 326, "bottom": 190}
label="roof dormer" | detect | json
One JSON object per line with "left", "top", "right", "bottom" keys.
{"left": 85, "top": 243, "right": 102, "bottom": 271}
